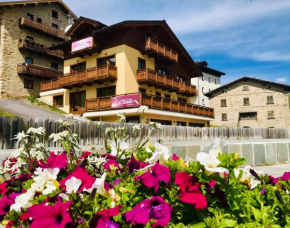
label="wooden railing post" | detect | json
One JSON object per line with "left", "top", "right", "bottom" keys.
{"left": 178, "top": 101, "right": 180, "bottom": 112}
{"left": 150, "top": 96, "right": 153, "bottom": 108}
{"left": 155, "top": 72, "right": 158, "bottom": 83}
{"left": 161, "top": 97, "right": 164, "bottom": 109}
{"left": 170, "top": 100, "right": 172, "bottom": 110}
{"left": 107, "top": 64, "right": 109, "bottom": 77}
{"left": 140, "top": 93, "right": 143, "bottom": 105}
{"left": 156, "top": 41, "right": 159, "bottom": 53}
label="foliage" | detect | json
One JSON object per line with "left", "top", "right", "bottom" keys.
{"left": 0, "top": 108, "right": 289, "bottom": 227}
{"left": 27, "top": 96, "right": 67, "bottom": 114}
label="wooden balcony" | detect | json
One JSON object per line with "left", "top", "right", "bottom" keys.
{"left": 19, "top": 17, "right": 69, "bottom": 40}
{"left": 144, "top": 38, "right": 178, "bottom": 63}
{"left": 41, "top": 65, "right": 117, "bottom": 92}
{"left": 17, "top": 63, "right": 63, "bottom": 79}
{"left": 85, "top": 93, "right": 214, "bottom": 118}
{"left": 18, "top": 40, "right": 63, "bottom": 59}
{"left": 137, "top": 68, "right": 197, "bottom": 96}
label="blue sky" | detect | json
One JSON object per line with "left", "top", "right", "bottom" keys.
{"left": 5, "top": 0, "right": 290, "bottom": 85}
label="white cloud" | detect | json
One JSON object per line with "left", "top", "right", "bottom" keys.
{"left": 251, "top": 52, "right": 290, "bottom": 62}
{"left": 275, "top": 77, "right": 287, "bottom": 83}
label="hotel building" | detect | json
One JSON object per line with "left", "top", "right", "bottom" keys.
{"left": 40, "top": 17, "right": 214, "bottom": 126}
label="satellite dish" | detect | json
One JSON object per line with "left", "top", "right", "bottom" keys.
{"left": 65, "top": 25, "right": 72, "bottom": 33}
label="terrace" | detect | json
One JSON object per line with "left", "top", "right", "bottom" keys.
{"left": 19, "top": 17, "right": 69, "bottom": 40}
{"left": 17, "top": 63, "right": 63, "bottom": 79}
{"left": 137, "top": 68, "right": 197, "bottom": 96}
{"left": 40, "top": 65, "right": 117, "bottom": 91}
{"left": 85, "top": 93, "right": 214, "bottom": 118}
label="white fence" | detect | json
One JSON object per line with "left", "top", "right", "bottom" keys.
{"left": 0, "top": 116, "right": 288, "bottom": 149}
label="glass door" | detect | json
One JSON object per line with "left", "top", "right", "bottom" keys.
{"left": 70, "top": 91, "right": 86, "bottom": 114}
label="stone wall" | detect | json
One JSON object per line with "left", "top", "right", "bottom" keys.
{"left": 209, "top": 79, "right": 290, "bottom": 129}
{"left": 0, "top": 3, "right": 69, "bottom": 98}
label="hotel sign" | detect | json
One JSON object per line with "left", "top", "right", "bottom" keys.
{"left": 111, "top": 93, "right": 140, "bottom": 109}
{"left": 71, "top": 37, "right": 94, "bottom": 53}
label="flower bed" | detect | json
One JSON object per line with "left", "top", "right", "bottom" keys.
{"left": 0, "top": 113, "right": 289, "bottom": 227}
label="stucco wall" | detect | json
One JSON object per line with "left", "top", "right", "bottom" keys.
{"left": 209, "top": 79, "right": 290, "bottom": 129}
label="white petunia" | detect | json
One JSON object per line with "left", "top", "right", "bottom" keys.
{"left": 10, "top": 189, "right": 35, "bottom": 212}
{"left": 235, "top": 166, "right": 263, "bottom": 189}
{"left": 146, "top": 143, "right": 170, "bottom": 165}
{"left": 85, "top": 173, "right": 107, "bottom": 196}
{"left": 110, "top": 140, "right": 129, "bottom": 156}
{"left": 65, "top": 177, "right": 82, "bottom": 194}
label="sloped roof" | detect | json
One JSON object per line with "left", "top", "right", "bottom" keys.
{"left": 196, "top": 61, "right": 225, "bottom": 77}
{"left": 204, "top": 76, "right": 290, "bottom": 98}
{"left": 0, "top": 0, "right": 77, "bottom": 19}
{"left": 91, "top": 20, "right": 203, "bottom": 76}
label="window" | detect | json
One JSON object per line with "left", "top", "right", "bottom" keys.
{"left": 239, "top": 112, "right": 257, "bottom": 120}
{"left": 25, "top": 57, "right": 33, "bottom": 64}
{"left": 27, "top": 13, "right": 34, "bottom": 20}
{"left": 176, "top": 75, "right": 185, "bottom": 83}
{"left": 97, "top": 56, "right": 115, "bottom": 67}
{"left": 37, "top": 18, "right": 42, "bottom": 23}
{"left": 52, "top": 10, "right": 58, "bottom": 19}
{"left": 26, "top": 36, "right": 34, "bottom": 41}
{"left": 127, "top": 116, "right": 140, "bottom": 123}
{"left": 202, "top": 76, "right": 204, "bottom": 81}
{"left": 208, "top": 77, "right": 210, "bottom": 83}
{"left": 158, "top": 68, "right": 169, "bottom": 75}
{"left": 52, "top": 23, "right": 58, "bottom": 29}
{"left": 71, "top": 62, "right": 86, "bottom": 72}
{"left": 24, "top": 79, "right": 33, "bottom": 89}
{"left": 138, "top": 58, "right": 146, "bottom": 69}
{"left": 139, "top": 88, "right": 146, "bottom": 93}
{"left": 242, "top": 85, "right": 249, "bottom": 91}
{"left": 268, "top": 111, "right": 275, "bottom": 119}
{"left": 156, "top": 92, "right": 161, "bottom": 97}
{"left": 97, "top": 86, "right": 115, "bottom": 97}
{"left": 267, "top": 96, "right": 274, "bottom": 104}
{"left": 165, "top": 94, "right": 171, "bottom": 99}
{"left": 221, "top": 99, "right": 227, "bottom": 107}
{"left": 215, "top": 79, "right": 217, "bottom": 85}
{"left": 202, "top": 87, "right": 204, "bottom": 93}
{"left": 243, "top": 98, "right": 250, "bottom": 106}
{"left": 53, "top": 95, "right": 63, "bottom": 107}
{"left": 202, "top": 99, "right": 205, "bottom": 105}
{"left": 178, "top": 97, "right": 187, "bottom": 102}
{"left": 222, "top": 113, "right": 227, "bottom": 121}
{"left": 51, "top": 62, "right": 58, "bottom": 70}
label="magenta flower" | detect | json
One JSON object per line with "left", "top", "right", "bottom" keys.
{"left": 124, "top": 157, "right": 149, "bottom": 173}
{"left": 77, "top": 151, "right": 92, "bottom": 163}
{"left": 172, "top": 154, "right": 179, "bottom": 161}
{"left": 135, "top": 162, "right": 171, "bottom": 193}
{"left": 29, "top": 201, "right": 72, "bottom": 228}
{"left": 47, "top": 152, "right": 68, "bottom": 169}
{"left": 175, "top": 172, "right": 207, "bottom": 210}
{"left": 104, "top": 159, "right": 119, "bottom": 171}
{"left": 124, "top": 196, "right": 172, "bottom": 227}
{"left": 60, "top": 168, "right": 95, "bottom": 192}
{"left": 0, "top": 193, "right": 18, "bottom": 216}
{"left": 91, "top": 206, "right": 120, "bottom": 228}
{"left": 0, "top": 182, "right": 8, "bottom": 195}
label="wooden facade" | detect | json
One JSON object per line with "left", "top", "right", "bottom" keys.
{"left": 17, "top": 63, "right": 63, "bottom": 79}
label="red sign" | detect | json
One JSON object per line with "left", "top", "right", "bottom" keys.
{"left": 111, "top": 93, "right": 140, "bottom": 109}
{"left": 71, "top": 37, "right": 93, "bottom": 53}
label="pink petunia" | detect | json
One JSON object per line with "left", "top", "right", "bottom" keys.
{"left": 46, "top": 152, "right": 68, "bottom": 169}
{"left": 0, "top": 193, "right": 19, "bottom": 216}
{"left": 76, "top": 152, "right": 92, "bottom": 163}
{"left": 0, "top": 182, "right": 8, "bottom": 195}
{"left": 175, "top": 172, "right": 207, "bottom": 210}
{"left": 29, "top": 201, "right": 73, "bottom": 228}
{"left": 123, "top": 157, "right": 149, "bottom": 173}
{"left": 104, "top": 159, "right": 119, "bottom": 172}
{"left": 59, "top": 168, "right": 95, "bottom": 192}
{"left": 172, "top": 154, "right": 179, "bottom": 161}
{"left": 124, "top": 196, "right": 172, "bottom": 227}
{"left": 91, "top": 206, "right": 120, "bottom": 228}
{"left": 135, "top": 162, "right": 171, "bottom": 193}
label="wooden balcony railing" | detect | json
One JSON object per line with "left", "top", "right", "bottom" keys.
{"left": 137, "top": 68, "right": 197, "bottom": 96}
{"left": 18, "top": 40, "right": 63, "bottom": 59}
{"left": 19, "top": 17, "right": 69, "bottom": 40}
{"left": 41, "top": 65, "right": 117, "bottom": 92}
{"left": 17, "top": 63, "right": 63, "bottom": 79}
{"left": 145, "top": 37, "right": 178, "bottom": 62}
{"left": 85, "top": 93, "right": 214, "bottom": 118}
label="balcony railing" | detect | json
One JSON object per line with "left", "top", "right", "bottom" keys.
{"left": 41, "top": 65, "right": 117, "bottom": 92}
{"left": 19, "top": 17, "right": 69, "bottom": 40}
{"left": 17, "top": 63, "right": 63, "bottom": 79}
{"left": 18, "top": 39, "right": 63, "bottom": 59}
{"left": 137, "top": 68, "right": 197, "bottom": 96}
{"left": 85, "top": 93, "right": 214, "bottom": 118}
{"left": 144, "top": 37, "right": 178, "bottom": 62}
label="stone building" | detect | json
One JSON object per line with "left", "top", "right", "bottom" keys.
{"left": 0, "top": 0, "right": 77, "bottom": 98}
{"left": 205, "top": 77, "right": 290, "bottom": 129}
{"left": 191, "top": 61, "right": 225, "bottom": 106}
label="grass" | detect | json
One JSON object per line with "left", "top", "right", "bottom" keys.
{"left": 27, "top": 96, "right": 67, "bottom": 115}
{"left": 0, "top": 110, "right": 14, "bottom": 118}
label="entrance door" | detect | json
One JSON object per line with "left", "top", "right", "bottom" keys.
{"left": 70, "top": 91, "right": 86, "bottom": 114}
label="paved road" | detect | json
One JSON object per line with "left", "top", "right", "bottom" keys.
{"left": 0, "top": 99, "right": 66, "bottom": 119}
